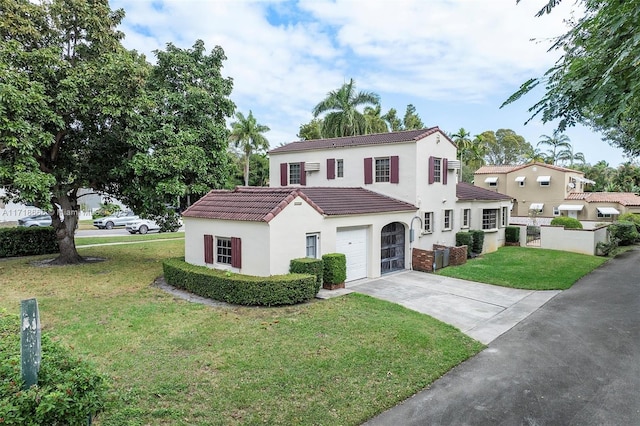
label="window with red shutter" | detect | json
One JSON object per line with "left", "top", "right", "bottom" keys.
{"left": 327, "top": 158, "right": 335, "bottom": 179}
{"left": 442, "top": 158, "right": 448, "bottom": 185}
{"left": 364, "top": 157, "right": 373, "bottom": 184}
{"left": 204, "top": 234, "right": 213, "bottom": 264}
{"left": 231, "top": 237, "right": 242, "bottom": 268}
{"left": 428, "top": 156, "right": 435, "bottom": 184}
{"left": 299, "top": 162, "right": 306, "bottom": 186}
{"left": 280, "top": 163, "right": 287, "bottom": 186}
{"left": 390, "top": 155, "right": 399, "bottom": 183}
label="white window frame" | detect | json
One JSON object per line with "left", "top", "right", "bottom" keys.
{"left": 462, "top": 208, "right": 470, "bottom": 228}
{"left": 433, "top": 158, "right": 442, "bottom": 183}
{"left": 306, "top": 233, "right": 320, "bottom": 258}
{"left": 482, "top": 209, "right": 498, "bottom": 230}
{"left": 501, "top": 207, "right": 508, "bottom": 227}
{"left": 423, "top": 211, "right": 433, "bottom": 234}
{"left": 216, "top": 237, "right": 232, "bottom": 265}
{"left": 375, "top": 157, "right": 390, "bottom": 183}
{"left": 289, "top": 163, "right": 301, "bottom": 185}
{"left": 553, "top": 206, "right": 560, "bottom": 216}
{"left": 336, "top": 159, "right": 344, "bottom": 178}
{"left": 443, "top": 209, "right": 453, "bottom": 231}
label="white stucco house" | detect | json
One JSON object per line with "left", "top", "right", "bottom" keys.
{"left": 183, "top": 128, "right": 512, "bottom": 281}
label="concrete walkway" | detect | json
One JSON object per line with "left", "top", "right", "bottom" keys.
{"left": 317, "top": 270, "right": 560, "bottom": 344}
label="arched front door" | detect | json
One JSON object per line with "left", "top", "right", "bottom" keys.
{"left": 381, "top": 222, "right": 405, "bottom": 274}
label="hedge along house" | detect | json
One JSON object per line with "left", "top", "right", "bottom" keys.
{"left": 182, "top": 186, "right": 417, "bottom": 281}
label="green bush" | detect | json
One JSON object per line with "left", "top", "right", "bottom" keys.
{"left": 163, "top": 258, "right": 318, "bottom": 306}
{"left": 91, "top": 203, "right": 121, "bottom": 219}
{"left": 619, "top": 212, "right": 640, "bottom": 231}
{"left": 609, "top": 220, "right": 639, "bottom": 246}
{"left": 0, "top": 311, "right": 108, "bottom": 425}
{"left": 505, "top": 226, "right": 520, "bottom": 243}
{"left": 469, "top": 230, "right": 485, "bottom": 254}
{"left": 322, "top": 253, "right": 347, "bottom": 285}
{"left": 455, "top": 231, "right": 473, "bottom": 248}
{"left": 0, "top": 227, "right": 58, "bottom": 258}
{"left": 550, "top": 216, "right": 583, "bottom": 229}
{"left": 289, "top": 258, "right": 323, "bottom": 293}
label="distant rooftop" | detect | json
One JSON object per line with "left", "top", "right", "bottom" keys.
{"left": 475, "top": 162, "right": 584, "bottom": 175}
{"left": 456, "top": 182, "right": 512, "bottom": 201}
{"left": 565, "top": 192, "right": 640, "bottom": 206}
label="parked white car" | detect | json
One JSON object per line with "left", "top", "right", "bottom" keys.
{"left": 93, "top": 211, "right": 139, "bottom": 229}
{"left": 125, "top": 219, "right": 161, "bottom": 234}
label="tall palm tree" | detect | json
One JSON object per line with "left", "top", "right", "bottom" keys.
{"left": 451, "top": 127, "right": 471, "bottom": 161}
{"left": 523, "top": 146, "right": 548, "bottom": 164}
{"left": 537, "top": 130, "right": 572, "bottom": 165}
{"left": 363, "top": 105, "right": 389, "bottom": 133}
{"left": 312, "top": 79, "right": 380, "bottom": 137}
{"left": 557, "top": 146, "right": 586, "bottom": 166}
{"left": 229, "top": 110, "right": 270, "bottom": 186}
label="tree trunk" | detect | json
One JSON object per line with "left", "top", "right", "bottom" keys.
{"left": 49, "top": 192, "right": 84, "bottom": 265}
{"left": 244, "top": 155, "right": 250, "bottom": 186}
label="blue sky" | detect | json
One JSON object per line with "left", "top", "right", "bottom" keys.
{"left": 111, "top": 0, "right": 630, "bottom": 167}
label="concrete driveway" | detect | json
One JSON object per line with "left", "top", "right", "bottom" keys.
{"left": 318, "top": 270, "right": 559, "bottom": 345}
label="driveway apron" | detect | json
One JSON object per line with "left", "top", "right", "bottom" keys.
{"left": 364, "top": 248, "right": 640, "bottom": 425}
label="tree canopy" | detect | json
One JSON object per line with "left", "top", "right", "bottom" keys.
{"left": 0, "top": 0, "right": 235, "bottom": 263}
{"left": 480, "top": 129, "right": 532, "bottom": 165}
{"left": 504, "top": 0, "right": 640, "bottom": 157}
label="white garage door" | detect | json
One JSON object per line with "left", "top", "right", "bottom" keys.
{"left": 336, "top": 227, "right": 368, "bottom": 282}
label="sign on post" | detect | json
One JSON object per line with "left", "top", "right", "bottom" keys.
{"left": 20, "top": 298, "right": 41, "bottom": 390}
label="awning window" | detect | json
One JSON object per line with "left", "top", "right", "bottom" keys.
{"left": 597, "top": 207, "right": 620, "bottom": 215}
{"left": 529, "top": 203, "right": 544, "bottom": 211}
{"left": 484, "top": 177, "right": 498, "bottom": 183}
{"left": 515, "top": 176, "right": 526, "bottom": 182}
{"left": 536, "top": 176, "right": 551, "bottom": 183}
{"left": 557, "top": 204, "right": 584, "bottom": 211}
{"left": 576, "top": 177, "right": 596, "bottom": 184}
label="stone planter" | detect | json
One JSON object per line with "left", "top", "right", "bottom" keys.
{"left": 322, "top": 282, "right": 345, "bottom": 290}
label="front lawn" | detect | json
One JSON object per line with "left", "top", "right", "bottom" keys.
{"left": 0, "top": 241, "right": 483, "bottom": 425}
{"left": 75, "top": 232, "right": 184, "bottom": 246}
{"left": 437, "top": 246, "right": 607, "bottom": 290}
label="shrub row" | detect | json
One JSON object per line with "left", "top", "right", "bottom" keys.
{"left": 289, "top": 258, "right": 323, "bottom": 293}
{"left": 609, "top": 220, "right": 639, "bottom": 246}
{"left": 163, "top": 258, "right": 318, "bottom": 306}
{"left": 0, "top": 227, "right": 58, "bottom": 258}
{"left": 550, "top": 216, "right": 583, "bottom": 229}
{"left": 0, "top": 311, "right": 108, "bottom": 425}
{"left": 455, "top": 230, "right": 485, "bottom": 256}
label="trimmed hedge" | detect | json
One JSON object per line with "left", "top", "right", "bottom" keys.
{"left": 0, "top": 227, "right": 58, "bottom": 258}
{"left": 550, "top": 216, "right": 583, "bottom": 229}
{"left": 289, "top": 258, "right": 323, "bottom": 293}
{"left": 163, "top": 258, "right": 318, "bottom": 306}
{"left": 469, "top": 229, "right": 485, "bottom": 254}
{"left": 322, "top": 253, "right": 346, "bottom": 285}
{"left": 455, "top": 231, "right": 473, "bottom": 248}
{"left": 505, "top": 226, "right": 520, "bottom": 243}
{"left": 0, "top": 311, "right": 108, "bottom": 425}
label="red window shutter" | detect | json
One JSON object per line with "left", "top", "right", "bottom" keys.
{"left": 390, "top": 155, "right": 399, "bottom": 183}
{"left": 364, "top": 157, "right": 373, "bottom": 184}
{"left": 231, "top": 237, "right": 242, "bottom": 268}
{"left": 299, "top": 162, "right": 306, "bottom": 186}
{"left": 327, "top": 158, "right": 336, "bottom": 180}
{"left": 280, "top": 163, "right": 287, "bottom": 186}
{"left": 442, "top": 158, "right": 448, "bottom": 185}
{"left": 204, "top": 234, "right": 213, "bottom": 264}
{"left": 428, "top": 156, "right": 435, "bottom": 184}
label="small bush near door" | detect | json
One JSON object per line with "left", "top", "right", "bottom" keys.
{"left": 290, "top": 258, "right": 323, "bottom": 293}
{"left": 505, "top": 226, "right": 520, "bottom": 244}
{"left": 322, "top": 253, "right": 347, "bottom": 289}
{"left": 469, "top": 230, "right": 485, "bottom": 254}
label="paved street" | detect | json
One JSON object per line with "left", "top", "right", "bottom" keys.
{"left": 365, "top": 248, "right": 640, "bottom": 425}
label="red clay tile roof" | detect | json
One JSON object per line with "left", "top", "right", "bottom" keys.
{"left": 565, "top": 192, "right": 640, "bottom": 206}
{"left": 269, "top": 127, "right": 454, "bottom": 154}
{"left": 456, "top": 182, "right": 512, "bottom": 201}
{"left": 475, "top": 162, "right": 583, "bottom": 175}
{"left": 183, "top": 187, "right": 417, "bottom": 222}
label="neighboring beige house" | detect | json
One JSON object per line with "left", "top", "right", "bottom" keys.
{"left": 564, "top": 192, "right": 640, "bottom": 221}
{"left": 184, "top": 128, "right": 512, "bottom": 281}
{"left": 474, "top": 163, "right": 595, "bottom": 218}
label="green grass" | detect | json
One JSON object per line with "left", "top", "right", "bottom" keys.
{"left": 437, "top": 246, "right": 607, "bottom": 290}
{"left": 75, "top": 232, "right": 184, "bottom": 246}
{"left": 0, "top": 241, "right": 483, "bottom": 425}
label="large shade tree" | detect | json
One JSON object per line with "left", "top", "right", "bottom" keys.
{"left": 481, "top": 129, "right": 532, "bottom": 165}
{"left": 504, "top": 0, "right": 640, "bottom": 157}
{"left": 312, "top": 78, "right": 380, "bottom": 137}
{"left": 229, "top": 110, "right": 270, "bottom": 186}
{"left": 0, "top": 0, "right": 235, "bottom": 264}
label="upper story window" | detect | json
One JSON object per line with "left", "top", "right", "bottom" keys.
{"left": 433, "top": 158, "right": 442, "bottom": 183}
{"left": 443, "top": 209, "right": 453, "bottom": 231}
{"left": 289, "top": 163, "right": 301, "bottom": 184}
{"left": 537, "top": 176, "right": 551, "bottom": 187}
{"left": 424, "top": 211, "right": 433, "bottom": 233}
{"left": 515, "top": 176, "right": 526, "bottom": 187}
{"left": 337, "top": 159, "right": 344, "bottom": 178}
{"left": 428, "top": 156, "right": 447, "bottom": 185}
{"left": 482, "top": 209, "right": 498, "bottom": 230}
{"left": 484, "top": 177, "right": 498, "bottom": 187}
{"left": 375, "top": 158, "right": 390, "bottom": 182}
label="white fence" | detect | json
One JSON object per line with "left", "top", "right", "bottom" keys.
{"left": 514, "top": 224, "right": 609, "bottom": 255}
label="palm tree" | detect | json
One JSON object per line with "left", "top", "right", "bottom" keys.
{"left": 537, "top": 130, "right": 572, "bottom": 165}
{"left": 229, "top": 110, "right": 270, "bottom": 186}
{"left": 523, "top": 146, "right": 548, "bottom": 164}
{"left": 557, "top": 146, "right": 586, "bottom": 166}
{"left": 451, "top": 127, "right": 471, "bottom": 161}
{"left": 312, "top": 79, "right": 380, "bottom": 137}
{"left": 363, "top": 105, "right": 389, "bottom": 133}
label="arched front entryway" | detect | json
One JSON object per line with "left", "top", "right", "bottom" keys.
{"left": 381, "top": 222, "right": 405, "bottom": 274}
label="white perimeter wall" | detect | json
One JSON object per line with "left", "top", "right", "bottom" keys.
{"left": 540, "top": 225, "right": 609, "bottom": 255}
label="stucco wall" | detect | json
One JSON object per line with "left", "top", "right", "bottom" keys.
{"left": 540, "top": 224, "right": 608, "bottom": 255}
